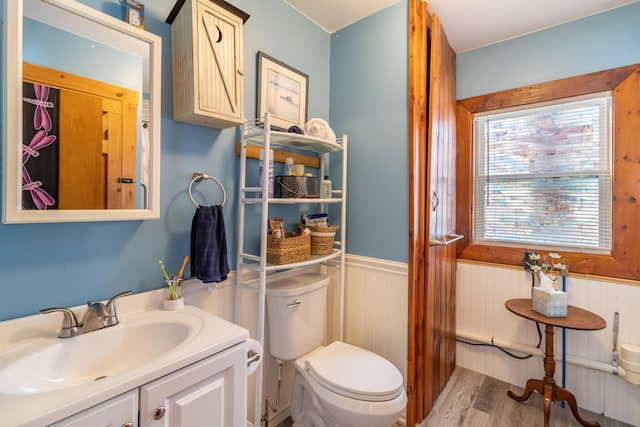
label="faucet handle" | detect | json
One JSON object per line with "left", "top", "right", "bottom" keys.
{"left": 106, "top": 290, "right": 133, "bottom": 311}
{"left": 105, "top": 290, "right": 133, "bottom": 326}
{"left": 39, "top": 307, "right": 80, "bottom": 338}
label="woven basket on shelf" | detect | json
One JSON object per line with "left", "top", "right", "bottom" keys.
{"left": 308, "top": 225, "right": 339, "bottom": 255}
{"left": 266, "top": 233, "right": 311, "bottom": 265}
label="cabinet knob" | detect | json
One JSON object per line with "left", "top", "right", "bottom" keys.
{"left": 121, "top": 423, "right": 134, "bottom": 427}
{"left": 153, "top": 406, "right": 166, "bottom": 420}
{"left": 237, "top": 69, "right": 244, "bottom": 76}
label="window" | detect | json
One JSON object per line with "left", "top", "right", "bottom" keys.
{"left": 455, "top": 64, "right": 640, "bottom": 281}
{"left": 473, "top": 94, "right": 612, "bottom": 253}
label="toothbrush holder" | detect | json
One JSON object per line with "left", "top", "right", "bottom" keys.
{"left": 163, "top": 277, "right": 184, "bottom": 310}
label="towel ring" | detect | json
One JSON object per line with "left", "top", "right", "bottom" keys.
{"left": 188, "top": 172, "right": 226, "bottom": 208}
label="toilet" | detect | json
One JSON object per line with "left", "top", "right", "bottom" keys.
{"left": 266, "top": 273, "right": 407, "bottom": 427}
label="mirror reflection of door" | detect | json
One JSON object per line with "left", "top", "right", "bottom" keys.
{"left": 23, "top": 62, "right": 138, "bottom": 210}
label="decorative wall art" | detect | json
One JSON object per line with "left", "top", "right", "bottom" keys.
{"left": 22, "top": 82, "right": 59, "bottom": 210}
{"left": 257, "top": 51, "right": 308, "bottom": 130}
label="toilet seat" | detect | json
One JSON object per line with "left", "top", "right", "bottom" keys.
{"left": 304, "top": 341, "right": 404, "bottom": 402}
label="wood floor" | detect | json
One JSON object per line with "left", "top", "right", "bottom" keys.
{"left": 276, "top": 367, "right": 632, "bottom": 427}
{"left": 422, "top": 367, "right": 633, "bottom": 427}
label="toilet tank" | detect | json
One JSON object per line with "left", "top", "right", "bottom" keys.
{"left": 266, "top": 273, "right": 329, "bottom": 360}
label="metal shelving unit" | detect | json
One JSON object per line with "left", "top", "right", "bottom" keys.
{"left": 236, "top": 113, "right": 347, "bottom": 426}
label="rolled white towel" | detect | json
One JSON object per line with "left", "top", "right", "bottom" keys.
{"left": 304, "top": 118, "right": 336, "bottom": 143}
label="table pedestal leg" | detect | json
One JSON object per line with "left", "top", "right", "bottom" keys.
{"left": 507, "top": 378, "right": 543, "bottom": 402}
{"left": 507, "top": 324, "right": 601, "bottom": 427}
{"left": 555, "top": 385, "right": 601, "bottom": 427}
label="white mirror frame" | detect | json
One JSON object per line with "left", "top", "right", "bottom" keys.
{"left": 2, "top": 0, "right": 161, "bottom": 223}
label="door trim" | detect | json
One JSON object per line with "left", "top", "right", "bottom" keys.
{"left": 407, "top": 1, "right": 430, "bottom": 425}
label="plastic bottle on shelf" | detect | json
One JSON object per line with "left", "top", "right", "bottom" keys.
{"left": 284, "top": 157, "right": 295, "bottom": 176}
{"left": 321, "top": 175, "right": 332, "bottom": 199}
{"left": 259, "top": 149, "right": 274, "bottom": 198}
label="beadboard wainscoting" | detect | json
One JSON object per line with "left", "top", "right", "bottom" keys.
{"left": 181, "top": 256, "right": 409, "bottom": 425}
{"left": 179, "top": 258, "right": 640, "bottom": 425}
{"left": 340, "top": 254, "right": 409, "bottom": 384}
{"left": 456, "top": 261, "right": 640, "bottom": 426}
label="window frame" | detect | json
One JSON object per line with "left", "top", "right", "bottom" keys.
{"left": 455, "top": 64, "right": 640, "bottom": 281}
{"left": 473, "top": 93, "right": 613, "bottom": 253}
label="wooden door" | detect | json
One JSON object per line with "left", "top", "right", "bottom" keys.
{"left": 23, "top": 62, "right": 139, "bottom": 210}
{"left": 427, "top": 10, "right": 458, "bottom": 409}
{"left": 408, "top": 1, "right": 457, "bottom": 425}
{"left": 58, "top": 90, "right": 106, "bottom": 209}
{"left": 58, "top": 91, "right": 129, "bottom": 209}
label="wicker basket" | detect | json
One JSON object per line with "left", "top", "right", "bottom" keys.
{"left": 267, "top": 234, "right": 311, "bottom": 265}
{"left": 309, "top": 225, "right": 339, "bottom": 255}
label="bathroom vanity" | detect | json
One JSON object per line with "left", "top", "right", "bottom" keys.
{"left": 0, "top": 293, "right": 251, "bottom": 426}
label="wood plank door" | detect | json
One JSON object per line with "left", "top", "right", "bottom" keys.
{"left": 58, "top": 89, "right": 106, "bottom": 209}
{"left": 58, "top": 91, "right": 131, "bottom": 210}
{"left": 408, "top": 1, "right": 457, "bottom": 425}
{"left": 23, "top": 62, "right": 139, "bottom": 210}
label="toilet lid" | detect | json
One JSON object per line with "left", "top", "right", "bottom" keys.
{"left": 305, "top": 341, "right": 404, "bottom": 402}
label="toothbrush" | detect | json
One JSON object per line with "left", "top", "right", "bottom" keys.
{"left": 159, "top": 260, "right": 179, "bottom": 300}
{"left": 158, "top": 260, "right": 170, "bottom": 280}
{"left": 177, "top": 256, "right": 189, "bottom": 279}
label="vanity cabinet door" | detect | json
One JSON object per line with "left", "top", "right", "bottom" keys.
{"left": 171, "top": 0, "right": 245, "bottom": 129}
{"left": 48, "top": 389, "right": 138, "bottom": 427}
{"left": 140, "top": 343, "right": 246, "bottom": 427}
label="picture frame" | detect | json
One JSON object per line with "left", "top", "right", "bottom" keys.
{"left": 257, "top": 51, "right": 308, "bottom": 130}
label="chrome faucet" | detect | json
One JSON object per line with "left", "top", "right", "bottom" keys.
{"left": 80, "top": 301, "right": 112, "bottom": 333}
{"left": 40, "top": 290, "right": 133, "bottom": 338}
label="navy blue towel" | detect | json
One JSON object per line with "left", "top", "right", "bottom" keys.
{"left": 190, "top": 205, "right": 229, "bottom": 283}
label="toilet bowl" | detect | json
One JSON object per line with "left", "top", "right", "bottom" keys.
{"left": 290, "top": 342, "right": 407, "bottom": 427}
{"left": 265, "top": 273, "right": 407, "bottom": 427}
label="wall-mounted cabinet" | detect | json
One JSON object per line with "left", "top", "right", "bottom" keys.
{"left": 169, "top": 0, "right": 249, "bottom": 129}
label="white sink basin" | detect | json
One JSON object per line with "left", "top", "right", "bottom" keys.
{"left": 0, "top": 298, "right": 250, "bottom": 427}
{"left": 0, "top": 315, "right": 192, "bottom": 394}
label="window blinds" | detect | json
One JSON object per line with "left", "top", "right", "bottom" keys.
{"left": 473, "top": 93, "right": 612, "bottom": 253}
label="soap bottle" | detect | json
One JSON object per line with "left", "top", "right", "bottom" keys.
{"left": 259, "top": 149, "right": 274, "bottom": 198}
{"left": 284, "top": 157, "right": 295, "bottom": 176}
{"left": 321, "top": 175, "right": 332, "bottom": 199}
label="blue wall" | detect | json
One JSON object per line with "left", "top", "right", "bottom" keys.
{"left": 457, "top": 2, "right": 640, "bottom": 99}
{"left": 2, "top": 0, "right": 637, "bottom": 321}
{"left": 0, "top": 0, "right": 330, "bottom": 321}
{"left": 330, "top": 1, "right": 409, "bottom": 262}
{"left": 23, "top": 17, "right": 142, "bottom": 92}
{"left": 327, "top": 0, "right": 639, "bottom": 263}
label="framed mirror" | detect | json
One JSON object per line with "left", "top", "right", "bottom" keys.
{"left": 2, "top": 0, "right": 161, "bottom": 223}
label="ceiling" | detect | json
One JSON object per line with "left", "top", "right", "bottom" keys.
{"left": 284, "top": 0, "right": 639, "bottom": 52}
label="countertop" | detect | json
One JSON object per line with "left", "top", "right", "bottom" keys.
{"left": 0, "top": 290, "right": 249, "bottom": 427}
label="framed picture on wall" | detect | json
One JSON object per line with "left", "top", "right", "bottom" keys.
{"left": 257, "top": 51, "right": 308, "bottom": 130}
